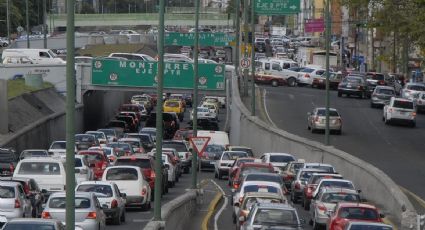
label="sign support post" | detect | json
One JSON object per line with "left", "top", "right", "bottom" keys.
{"left": 192, "top": 0, "right": 200, "bottom": 189}
{"left": 251, "top": 0, "right": 256, "bottom": 116}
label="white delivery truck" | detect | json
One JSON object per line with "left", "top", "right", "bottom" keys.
{"left": 1, "top": 49, "right": 65, "bottom": 64}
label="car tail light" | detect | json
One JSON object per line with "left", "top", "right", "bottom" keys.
{"left": 412, "top": 112, "right": 417, "bottom": 116}
{"left": 151, "top": 170, "right": 156, "bottom": 178}
{"left": 102, "top": 162, "right": 107, "bottom": 170}
{"left": 23, "top": 184, "right": 30, "bottom": 195}
{"left": 111, "top": 199, "right": 118, "bottom": 208}
{"left": 9, "top": 163, "right": 14, "bottom": 173}
{"left": 41, "top": 211, "right": 51, "bottom": 219}
{"left": 185, "top": 152, "right": 189, "bottom": 159}
{"left": 295, "top": 182, "right": 301, "bottom": 190}
{"left": 142, "top": 187, "right": 147, "bottom": 196}
{"left": 233, "top": 182, "right": 240, "bottom": 189}
{"left": 284, "top": 175, "right": 293, "bottom": 181}
{"left": 318, "top": 204, "right": 327, "bottom": 212}
{"left": 14, "top": 199, "right": 21, "bottom": 208}
{"left": 86, "top": 212, "right": 97, "bottom": 219}
{"left": 379, "top": 80, "right": 385, "bottom": 85}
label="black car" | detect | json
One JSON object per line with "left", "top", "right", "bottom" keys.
{"left": 75, "top": 134, "right": 99, "bottom": 150}
{"left": 106, "top": 120, "right": 128, "bottom": 135}
{"left": 145, "top": 113, "right": 179, "bottom": 139}
{"left": 338, "top": 76, "right": 369, "bottom": 98}
{"left": 200, "top": 144, "right": 225, "bottom": 171}
{"left": 124, "top": 133, "right": 154, "bottom": 152}
{"left": 188, "top": 118, "right": 219, "bottom": 131}
{"left": 0, "top": 148, "right": 17, "bottom": 177}
{"left": 115, "top": 115, "right": 137, "bottom": 132}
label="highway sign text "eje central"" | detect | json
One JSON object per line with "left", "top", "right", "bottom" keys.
{"left": 254, "top": 0, "right": 300, "bottom": 15}
{"left": 165, "top": 32, "right": 235, "bottom": 46}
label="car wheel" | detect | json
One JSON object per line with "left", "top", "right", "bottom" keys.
{"left": 31, "top": 206, "right": 37, "bottom": 218}
{"left": 336, "top": 129, "right": 342, "bottom": 135}
{"left": 411, "top": 121, "right": 416, "bottom": 128}
{"left": 287, "top": 78, "right": 296, "bottom": 87}
{"left": 304, "top": 199, "right": 310, "bottom": 211}
{"left": 218, "top": 171, "right": 222, "bottom": 180}
{"left": 214, "top": 171, "right": 218, "bottom": 178}
{"left": 313, "top": 219, "right": 320, "bottom": 230}
{"left": 232, "top": 212, "right": 236, "bottom": 224}
{"left": 113, "top": 210, "right": 122, "bottom": 225}
{"left": 184, "top": 167, "right": 190, "bottom": 174}
{"left": 142, "top": 201, "right": 151, "bottom": 211}
{"left": 337, "top": 92, "right": 342, "bottom": 97}
{"left": 271, "top": 80, "right": 278, "bottom": 87}
{"left": 384, "top": 117, "right": 390, "bottom": 125}
{"left": 121, "top": 209, "right": 126, "bottom": 222}
{"left": 311, "top": 127, "right": 316, "bottom": 133}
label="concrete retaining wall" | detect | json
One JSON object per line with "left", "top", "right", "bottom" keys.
{"left": 144, "top": 190, "right": 198, "bottom": 230}
{"left": 228, "top": 76, "right": 417, "bottom": 229}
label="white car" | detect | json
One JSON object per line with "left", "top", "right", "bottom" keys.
{"left": 232, "top": 181, "right": 284, "bottom": 208}
{"left": 13, "top": 158, "right": 67, "bottom": 196}
{"left": 400, "top": 82, "right": 425, "bottom": 100}
{"left": 102, "top": 166, "right": 151, "bottom": 210}
{"left": 76, "top": 181, "right": 126, "bottom": 225}
{"left": 204, "top": 96, "right": 226, "bottom": 108}
{"left": 201, "top": 102, "right": 219, "bottom": 115}
{"left": 214, "top": 151, "right": 249, "bottom": 180}
{"left": 190, "top": 107, "right": 216, "bottom": 120}
{"left": 86, "top": 131, "right": 108, "bottom": 145}
{"left": 311, "top": 178, "right": 355, "bottom": 198}
{"left": 0, "top": 181, "right": 32, "bottom": 220}
{"left": 383, "top": 97, "right": 416, "bottom": 127}
{"left": 75, "top": 155, "right": 94, "bottom": 184}
{"left": 47, "top": 141, "right": 77, "bottom": 157}
{"left": 297, "top": 67, "right": 325, "bottom": 86}
{"left": 260, "top": 153, "right": 296, "bottom": 173}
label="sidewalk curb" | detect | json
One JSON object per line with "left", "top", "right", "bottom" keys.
{"left": 201, "top": 192, "right": 223, "bottom": 230}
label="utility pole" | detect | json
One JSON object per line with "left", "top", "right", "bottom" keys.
{"left": 192, "top": 0, "right": 200, "bottom": 189}
{"left": 26, "top": 0, "right": 30, "bottom": 48}
{"left": 43, "top": 0, "right": 47, "bottom": 48}
{"left": 234, "top": 0, "right": 241, "bottom": 72}
{"left": 153, "top": 0, "right": 165, "bottom": 221}
{"left": 243, "top": 0, "right": 249, "bottom": 97}
{"left": 65, "top": 0, "right": 76, "bottom": 229}
{"left": 325, "top": 0, "right": 331, "bottom": 146}
{"left": 6, "top": 0, "right": 10, "bottom": 44}
{"left": 250, "top": 0, "right": 255, "bottom": 116}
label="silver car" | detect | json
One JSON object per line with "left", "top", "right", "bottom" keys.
{"left": 307, "top": 107, "right": 342, "bottom": 134}
{"left": 309, "top": 188, "right": 360, "bottom": 229}
{"left": 42, "top": 192, "right": 106, "bottom": 230}
{"left": 371, "top": 86, "right": 396, "bottom": 108}
{"left": 290, "top": 168, "right": 325, "bottom": 203}
{"left": 0, "top": 181, "right": 32, "bottom": 220}
{"left": 2, "top": 218, "right": 66, "bottom": 230}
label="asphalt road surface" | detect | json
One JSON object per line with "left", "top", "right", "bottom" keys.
{"left": 260, "top": 85, "right": 425, "bottom": 208}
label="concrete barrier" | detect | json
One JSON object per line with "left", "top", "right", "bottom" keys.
{"left": 228, "top": 76, "right": 417, "bottom": 229}
{"left": 143, "top": 189, "right": 198, "bottom": 230}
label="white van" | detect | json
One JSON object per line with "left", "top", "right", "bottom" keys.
{"left": 13, "top": 158, "right": 67, "bottom": 195}
{"left": 1, "top": 49, "right": 66, "bottom": 64}
{"left": 197, "top": 130, "right": 230, "bottom": 148}
{"left": 102, "top": 166, "right": 151, "bottom": 210}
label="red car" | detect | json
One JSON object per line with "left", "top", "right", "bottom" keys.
{"left": 77, "top": 150, "right": 109, "bottom": 180}
{"left": 302, "top": 173, "right": 343, "bottom": 210}
{"left": 230, "top": 162, "right": 274, "bottom": 190}
{"left": 228, "top": 158, "right": 256, "bottom": 186}
{"left": 328, "top": 202, "right": 384, "bottom": 230}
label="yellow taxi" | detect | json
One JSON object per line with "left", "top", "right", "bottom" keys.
{"left": 163, "top": 99, "right": 185, "bottom": 121}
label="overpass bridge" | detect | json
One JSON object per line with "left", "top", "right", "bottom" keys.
{"left": 48, "top": 13, "right": 235, "bottom": 27}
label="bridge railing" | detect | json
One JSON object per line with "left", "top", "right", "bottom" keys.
{"left": 49, "top": 13, "right": 234, "bottom": 21}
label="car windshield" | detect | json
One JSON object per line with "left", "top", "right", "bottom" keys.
{"left": 228, "top": 152, "right": 249, "bottom": 160}
{"left": 245, "top": 174, "right": 282, "bottom": 185}
{"left": 3, "top": 223, "right": 55, "bottom": 230}
{"left": 115, "top": 158, "right": 151, "bottom": 169}
{"left": 339, "top": 207, "right": 378, "bottom": 220}
{"left": 165, "top": 101, "right": 179, "bottom": 107}
{"left": 75, "top": 135, "right": 94, "bottom": 142}
{"left": 50, "top": 142, "right": 66, "bottom": 149}
{"left": 377, "top": 89, "right": 395, "bottom": 95}
{"left": 346, "top": 77, "right": 363, "bottom": 83}
{"left": 162, "top": 143, "right": 187, "bottom": 152}
{"left": 77, "top": 184, "right": 113, "bottom": 197}
{"left": 242, "top": 167, "right": 272, "bottom": 176}
{"left": 253, "top": 208, "right": 298, "bottom": 226}
{"left": 320, "top": 181, "right": 354, "bottom": 189}
{"left": 98, "top": 129, "right": 115, "bottom": 137}
{"left": 349, "top": 225, "right": 392, "bottom": 230}
{"left": 231, "top": 148, "right": 254, "bottom": 157}
{"left": 301, "top": 68, "right": 314, "bottom": 73}
{"left": 242, "top": 197, "right": 282, "bottom": 210}
{"left": 244, "top": 185, "right": 279, "bottom": 193}
{"left": 321, "top": 192, "right": 360, "bottom": 203}
{"left": 49, "top": 197, "right": 91, "bottom": 209}
{"left": 0, "top": 186, "right": 15, "bottom": 198}
{"left": 406, "top": 85, "right": 425, "bottom": 91}
{"left": 393, "top": 100, "right": 414, "bottom": 109}
{"left": 22, "top": 151, "right": 47, "bottom": 157}
{"left": 106, "top": 168, "right": 138, "bottom": 180}
{"left": 18, "top": 162, "right": 61, "bottom": 175}
{"left": 269, "top": 155, "right": 295, "bottom": 163}
{"left": 316, "top": 110, "right": 340, "bottom": 117}
{"left": 0, "top": 151, "right": 15, "bottom": 163}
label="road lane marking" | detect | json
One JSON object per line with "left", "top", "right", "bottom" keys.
{"left": 210, "top": 180, "right": 228, "bottom": 230}
{"left": 383, "top": 217, "right": 398, "bottom": 230}
{"left": 201, "top": 186, "right": 223, "bottom": 230}
{"left": 399, "top": 186, "right": 425, "bottom": 208}
{"left": 263, "top": 89, "right": 277, "bottom": 128}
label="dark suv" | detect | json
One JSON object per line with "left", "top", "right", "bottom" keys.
{"left": 0, "top": 148, "right": 18, "bottom": 177}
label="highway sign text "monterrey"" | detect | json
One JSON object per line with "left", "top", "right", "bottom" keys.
{"left": 254, "top": 0, "right": 300, "bottom": 15}
{"left": 91, "top": 59, "right": 225, "bottom": 90}
{"left": 165, "top": 32, "right": 235, "bottom": 46}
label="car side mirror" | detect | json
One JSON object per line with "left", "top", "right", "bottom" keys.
{"left": 121, "top": 193, "right": 127, "bottom": 199}
{"left": 357, "top": 189, "right": 362, "bottom": 193}
{"left": 380, "top": 213, "right": 385, "bottom": 218}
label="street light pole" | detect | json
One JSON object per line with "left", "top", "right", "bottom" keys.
{"left": 234, "top": 0, "right": 241, "bottom": 72}
{"left": 324, "top": 0, "right": 331, "bottom": 145}
{"left": 65, "top": 0, "right": 76, "bottom": 229}
{"left": 153, "top": 0, "right": 165, "bottom": 221}
{"left": 191, "top": 0, "right": 200, "bottom": 189}
{"left": 6, "top": 0, "right": 10, "bottom": 44}
{"left": 243, "top": 0, "right": 249, "bottom": 97}
{"left": 43, "top": 0, "right": 47, "bottom": 48}
{"left": 250, "top": 0, "right": 255, "bottom": 116}
{"left": 26, "top": 0, "right": 30, "bottom": 48}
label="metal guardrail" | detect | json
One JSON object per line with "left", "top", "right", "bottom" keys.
{"left": 50, "top": 13, "right": 234, "bottom": 21}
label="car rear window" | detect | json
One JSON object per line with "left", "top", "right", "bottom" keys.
{"left": 3, "top": 223, "right": 55, "bottom": 230}
{"left": 377, "top": 89, "right": 395, "bottom": 95}
{"left": 305, "top": 165, "right": 335, "bottom": 173}
{"left": 245, "top": 174, "right": 283, "bottom": 185}
{"left": 241, "top": 167, "right": 272, "bottom": 176}
{"left": 300, "top": 171, "right": 315, "bottom": 181}
{"left": 367, "top": 74, "right": 385, "bottom": 80}
{"left": 166, "top": 101, "right": 179, "bottom": 107}
{"left": 81, "top": 153, "right": 103, "bottom": 162}
{"left": 75, "top": 135, "right": 94, "bottom": 142}
{"left": 0, "top": 186, "right": 15, "bottom": 198}
{"left": 338, "top": 207, "right": 378, "bottom": 220}
{"left": 106, "top": 168, "right": 138, "bottom": 180}
{"left": 321, "top": 192, "right": 360, "bottom": 203}
{"left": 320, "top": 181, "right": 354, "bottom": 189}
{"left": 162, "top": 142, "right": 188, "bottom": 152}
{"left": 244, "top": 185, "right": 279, "bottom": 193}
{"left": 349, "top": 225, "right": 392, "bottom": 230}
{"left": 300, "top": 68, "right": 314, "bottom": 73}
{"left": 393, "top": 100, "right": 414, "bottom": 109}
{"left": 50, "top": 142, "right": 66, "bottom": 149}
{"left": 77, "top": 184, "right": 113, "bottom": 197}
{"left": 231, "top": 148, "right": 254, "bottom": 157}
{"left": 22, "top": 151, "right": 48, "bottom": 157}
{"left": 406, "top": 85, "right": 425, "bottom": 91}
{"left": 49, "top": 197, "right": 91, "bottom": 209}
{"left": 115, "top": 158, "right": 151, "bottom": 169}
{"left": 0, "top": 151, "right": 15, "bottom": 163}
{"left": 316, "top": 110, "right": 340, "bottom": 117}
{"left": 346, "top": 77, "right": 363, "bottom": 83}
{"left": 229, "top": 152, "right": 249, "bottom": 160}
{"left": 18, "top": 162, "right": 61, "bottom": 175}
{"left": 75, "top": 158, "right": 83, "bottom": 167}
{"left": 270, "top": 155, "right": 295, "bottom": 163}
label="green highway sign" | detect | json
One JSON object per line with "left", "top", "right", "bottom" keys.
{"left": 165, "top": 32, "right": 235, "bottom": 46}
{"left": 91, "top": 59, "right": 225, "bottom": 90}
{"left": 254, "top": 0, "right": 300, "bottom": 15}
